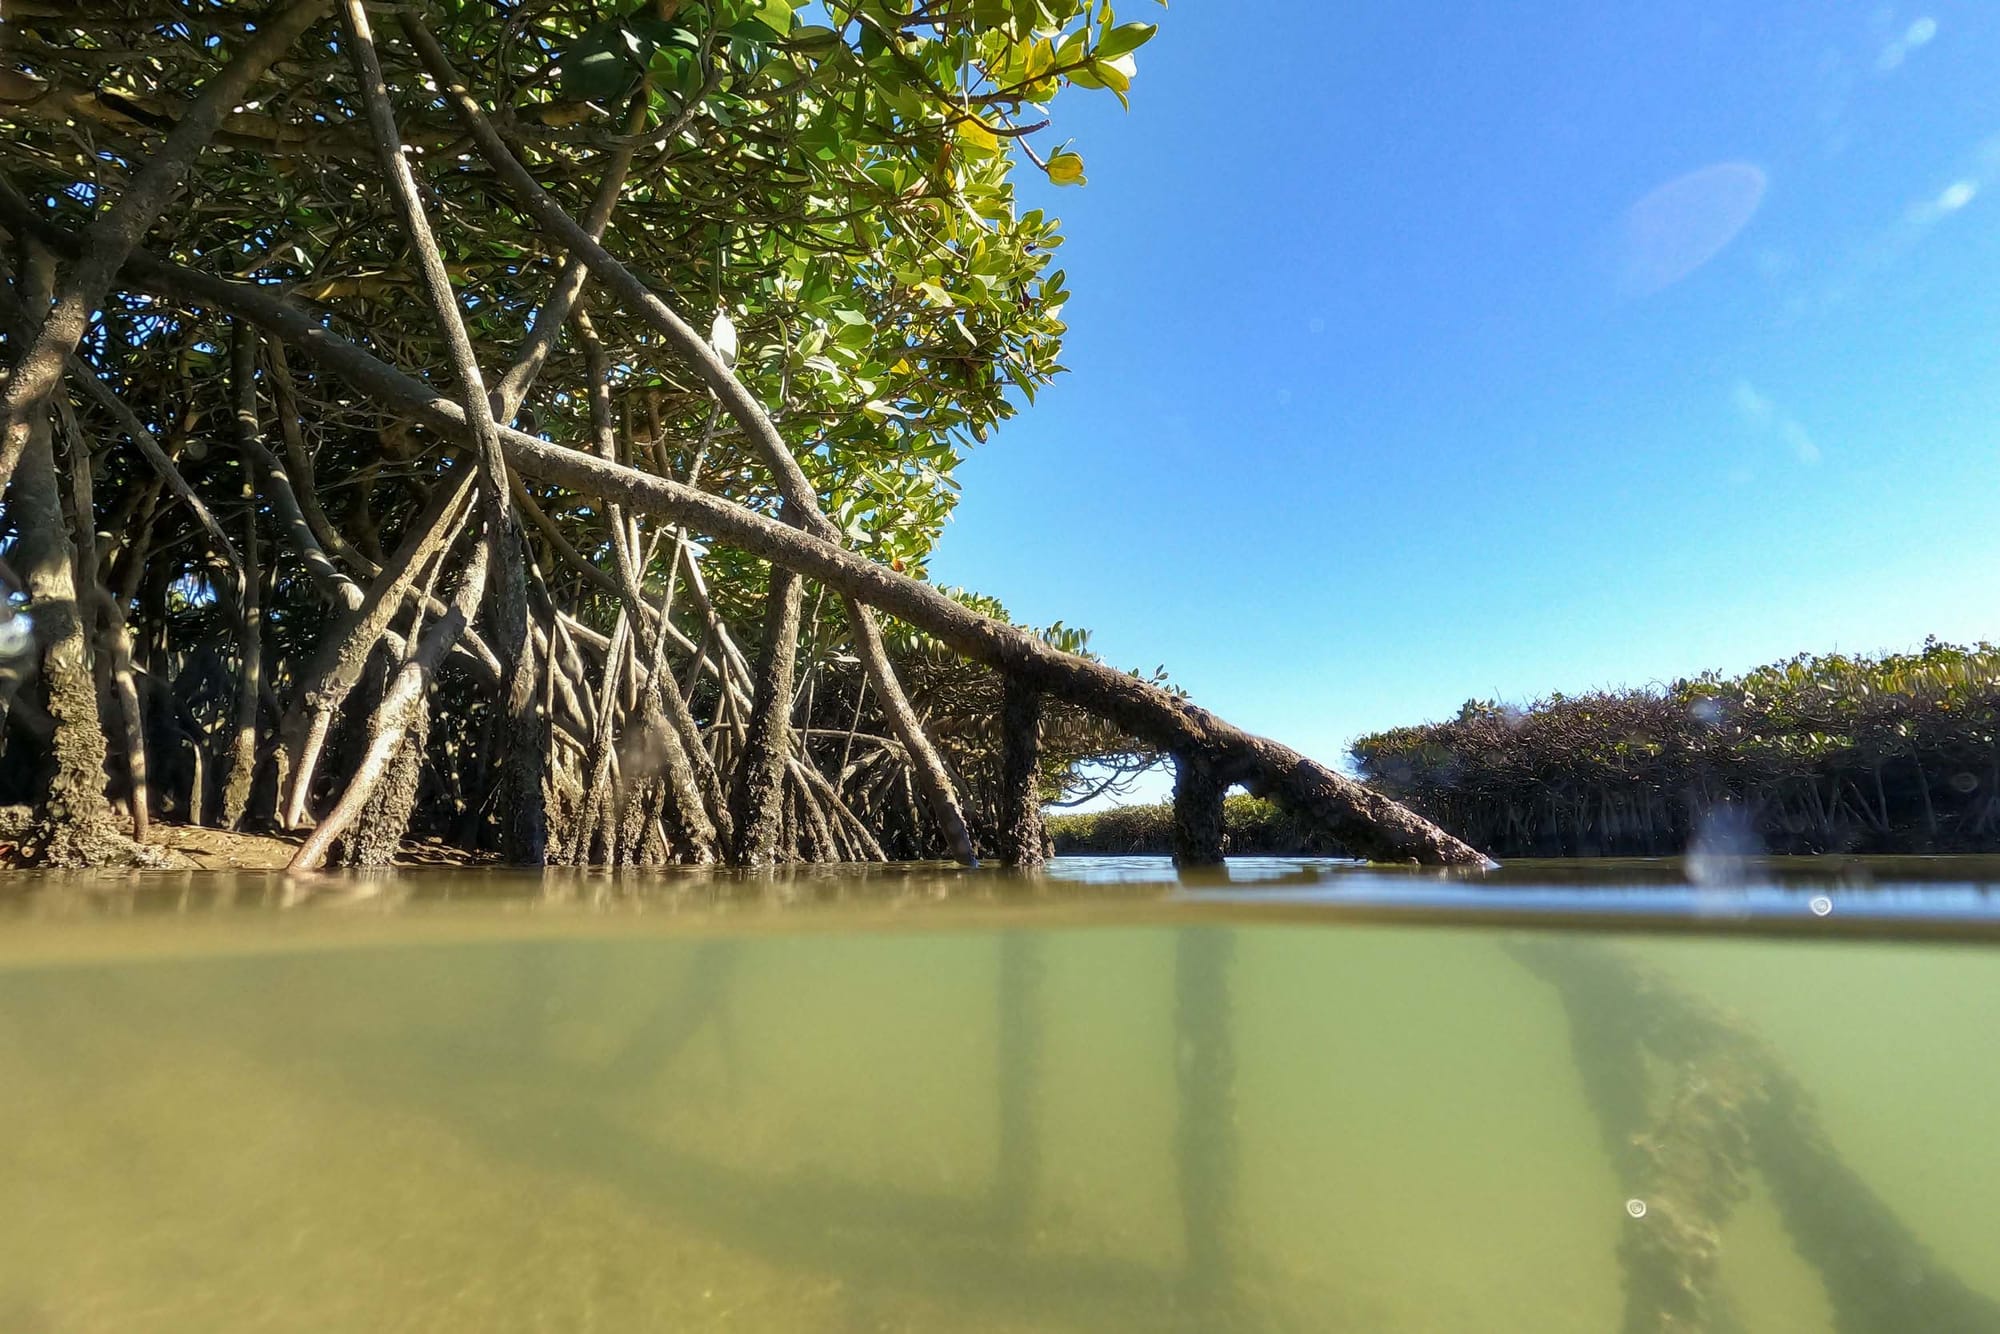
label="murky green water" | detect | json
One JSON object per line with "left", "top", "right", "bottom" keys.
{"left": 3, "top": 857, "right": 2000, "bottom": 1332}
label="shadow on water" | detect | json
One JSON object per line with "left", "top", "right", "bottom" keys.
{"left": 991, "top": 930, "right": 1043, "bottom": 1236}
{"left": 349, "top": 1029, "right": 1193, "bottom": 1330}
{"left": 1174, "top": 926, "right": 1239, "bottom": 1320}
{"left": 596, "top": 937, "right": 746, "bottom": 1096}
{"left": 286, "top": 924, "right": 1261, "bottom": 1331}
{"left": 0, "top": 951, "right": 1201, "bottom": 1332}
{"left": 1513, "top": 939, "right": 2000, "bottom": 1334}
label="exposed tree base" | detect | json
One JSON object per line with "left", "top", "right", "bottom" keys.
{"left": 0, "top": 805, "right": 176, "bottom": 869}
{"left": 338, "top": 719, "right": 427, "bottom": 868}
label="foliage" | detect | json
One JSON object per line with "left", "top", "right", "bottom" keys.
{"left": 1351, "top": 641, "right": 2000, "bottom": 856}
{"left": 0, "top": 0, "right": 1168, "bottom": 856}
{"left": 3, "top": 0, "right": 1161, "bottom": 572}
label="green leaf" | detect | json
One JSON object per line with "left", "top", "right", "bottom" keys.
{"left": 790, "top": 23, "right": 840, "bottom": 53}
{"left": 745, "top": 0, "right": 795, "bottom": 34}
{"left": 1093, "top": 53, "right": 1135, "bottom": 93}
{"left": 560, "top": 21, "right": 640, "bottom": 101}
{"left": 625, "top": 18, "right": 698, "bottom": 50}
{"left": 1046, "top": 151, "right": 1086, "bottom": 186}
{"left": 1095, "top": 21, "right": 1157, "bottom": 59}
{"left": 955, "top": 118, "right": 1001, "bottom": 155}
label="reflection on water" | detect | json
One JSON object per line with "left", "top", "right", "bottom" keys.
{"left": 2, "top": 860, "right": 1999, "bottom": 1331}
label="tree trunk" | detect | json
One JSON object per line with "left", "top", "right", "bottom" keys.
{"left": 792, "top": 766, "right": 838, "bottom": 863}
{"left": 636, "top": 692, "right": 716, "bottom": 863}
{"left": 485, "top": 530, "right": 547, "bottom": 864}
{"left": 220, "top": 325, "right": 264, "bottom": 829}
{"left": 1173, "top": 750, "right": 1227, "bottom": 867}
{"left": 648, "top": 629, "right": 729, "bottom": 851}
{"left": 280, "top": 470, "right": 472, "bottom": 827}
{"left": 264, "top": 339, "right": 373, "bottom": 584}
{"left": 99, "top": 590, "right": 151, "bottom": 844}
{"left": 243, "top": 349, "right": 363, "bottom": 610}
{"left": 846, "top": 596, "right": 977, "bottom": 863}
{"left": 1517, "top": 939, "right": 2000, "bottom": 1334}
{"left": 575, "top": 305, "right": 724, "bottom": 855}
{"left": 51, "top": 386, "right": 152, "bottom": 848}
{"left": 289, "top": 520, "right": 492, "bottom": 871}
{"left": 339, "top": 709, "right": 426, "bottom": 867}
{"left": 641, "top": 690, "right": 719, "bottom": 864}
{"left": 998, "top": 676, "right": 1047, "bottom": 868}
{"left": 6, "top": 245, "right": 121, "bottom": 864}
{"left": 729, "top": 567, "right": 802, "bottom": 866}
{"left": 794, "top": 757, "right": 886, "bottom": 863}
{"left": 12, "top": 399, "right": 115, "bottom": 863}
{"left": 339, "top": 0, "right": 544, "bottom": 866}
{"left": 576, "top": 613, "right": 628, "bottom": 865}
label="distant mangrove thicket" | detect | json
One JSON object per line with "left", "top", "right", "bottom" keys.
{"left": 1352, "top": 641, "right": 2000, "bottom": 858}
{"left": 1046, "top": 794, "right": 1349, "bottom": 857}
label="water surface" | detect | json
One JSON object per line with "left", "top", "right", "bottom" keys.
{"left": 3, "top": 856, "right": 1998, "bottom": 1332}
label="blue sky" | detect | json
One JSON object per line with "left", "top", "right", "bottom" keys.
{"left": 929, "top": 1, "right": 2000, "bottom": 804}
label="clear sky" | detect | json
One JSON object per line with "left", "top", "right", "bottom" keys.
{"left": 929, "top": 1, "right": 2000, "bottom": 805}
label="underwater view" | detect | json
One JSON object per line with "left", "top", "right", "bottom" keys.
{"left": 4, "top": 859, "right": 1999, "bottom": 1333}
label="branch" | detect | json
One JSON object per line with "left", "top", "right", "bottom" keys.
{"left": 337, "top": 0, "right": 507, "bottom": 515}
{"left": 400, "top": 14, "right": 979, "bottom": 861}
{"left": 0, "top": 0, "right": 333, "bottom": 493}
{"left": 0, "top": 269, "right": 242, "bottom": 572}
{"left": 4, "top": 209, "right": 1491, "bottom": 865}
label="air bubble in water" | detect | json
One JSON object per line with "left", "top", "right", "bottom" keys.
{"left": 0, "top": 612, "right": 35, "bottom": 663}
{"left": 1626, "top": 1199, "right": 1648, "bottom": 1218}
{"left": 1810, "top": 895, "right": 1833, "bottom": 917}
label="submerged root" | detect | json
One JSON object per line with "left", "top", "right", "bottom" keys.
{"left": 1516, "top": 941, "right": 2000, "bottom": 1334}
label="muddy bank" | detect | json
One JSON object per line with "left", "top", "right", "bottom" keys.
{"left": 0, "top": 808, "right": 486, "bottom": 872}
